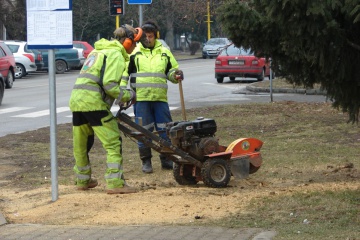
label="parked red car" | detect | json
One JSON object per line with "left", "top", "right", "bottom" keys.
{"left": 73, "top": 41, "right": 94, "bottom": 59}
{"left": 0, "top": 41, "right": 16, "bottom": 89}
{"left": 215, "top": 43, "right": 271, "bottom": 83}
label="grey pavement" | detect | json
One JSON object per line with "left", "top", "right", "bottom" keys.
{"left": 0, "top": 213, "right": 276, "bottom": 240}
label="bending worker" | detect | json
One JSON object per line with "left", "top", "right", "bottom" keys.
{"left": 69, "top": 24, "right": 141, "bottom": 194}
{"left": 124, "top": 20, "right": 184, "bottom": 173}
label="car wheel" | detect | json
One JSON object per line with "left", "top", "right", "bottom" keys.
{"left": 257, "top": 69, "right": 265, "bottom": 81}
{"left": 229, "top": 77, "right": 235, "bottom": 81}
{"left": 216, "top": 77, "right": 224, "bottom": 83}
{"left": 271, "top": 71, "right": 276, "bottom": 80}
{"left": 202, "top": 55, "right": 206, "bottom": 59}
{"left": 15, "top": 64, "right": 26, "bottom": 79}
{"left": 0, "top": 80, "right": 4, "bottom": 106}
{"left": 56, "top": 60, "right": 67, "bottom": 74}
{"left": 5, "top": 70, "right": 14, "bottom": 89}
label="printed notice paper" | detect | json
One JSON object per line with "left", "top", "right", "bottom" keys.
{"left": 26, "top": 0, "right": 72, "bottom": 47}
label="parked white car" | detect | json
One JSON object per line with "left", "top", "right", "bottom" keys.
{"left": 73, "top": 47, "right": 85, "bottom": 68}
{"left": 158, "top": 39, "right": 170, "bottom": 50}
{"left": 3, "top": 40, "right": 37, "bottom": 78}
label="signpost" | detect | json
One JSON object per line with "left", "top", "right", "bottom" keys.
{"left": 110, "top": 0, "right": 124, "bottom": 16}
{"left": 128, "top": 0, "right": 152, "bottom": 4}
{"left": 127, "top": 0, "right": 152, "bottom": 27}
{"left": 26, "top": 0, "right": 73, "bottom": 202}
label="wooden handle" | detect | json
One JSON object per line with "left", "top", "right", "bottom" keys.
{"left": 178, "top": 81, "right": 186, "bottom": 121}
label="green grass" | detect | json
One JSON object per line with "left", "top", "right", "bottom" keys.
{"left": 252, "top": 78, "right": 322, "bottom": 90}
{"left": 210, "top": 189, "right": 359, "bottom": 239}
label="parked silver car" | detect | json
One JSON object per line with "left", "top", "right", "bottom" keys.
{"left": 202, "top": 38, "right": 231, "bottom": 59}
{"left": 4, "top": 40, "right": 37, "bottom": 78}
{"left": 158, "top": 39, "right": 170, "bottom": 50}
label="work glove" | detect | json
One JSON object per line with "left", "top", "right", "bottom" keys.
{"left": 119, "top": 89, "right": 136, "bottom": 110}
{"left": 175, "top": 69, "right": 184, "bottom": 81}
{"left": 127, "top": 88, "right": 136, "bottom": 102}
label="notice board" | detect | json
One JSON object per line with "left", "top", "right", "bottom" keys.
{"left": 26, "top": 0, "right": 73, "bottom": 49}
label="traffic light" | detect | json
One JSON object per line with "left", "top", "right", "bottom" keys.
{"left": 109, "top": 0, "right": 124, "bottom": 16}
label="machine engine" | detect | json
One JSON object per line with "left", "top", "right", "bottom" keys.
{"left": 166, "top": 117, "right": 219, "bottom": 160}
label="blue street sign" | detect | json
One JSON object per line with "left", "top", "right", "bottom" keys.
{"left": 128, "top": 0, "right": 152, "bottom": 4}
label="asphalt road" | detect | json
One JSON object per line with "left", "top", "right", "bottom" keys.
{"left": 0, "top": 58, "right": 327, "bottom": 137}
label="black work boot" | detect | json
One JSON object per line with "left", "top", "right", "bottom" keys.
{"left": 139, "top": 147, "right": 153, "bottom": 173}
{"left": 160, "top": 154, "right": 173, "bottom": 170}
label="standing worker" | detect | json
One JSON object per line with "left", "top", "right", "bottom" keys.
{"left": 69, "top": 24, "right": 142, "bottom": 194}
{"left": 124, "top": 20, "right": 184, "bottom": 174}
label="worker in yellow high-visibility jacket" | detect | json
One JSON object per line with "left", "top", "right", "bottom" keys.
{"left": 123, "top": 20, "right": 184, "bottom": 174}
{"left": 69, "top": 24, "right": 143, "bottom": 194}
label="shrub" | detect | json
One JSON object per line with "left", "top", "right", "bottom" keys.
{"left": 189, "top": 41, "right": 201, "bottom": 55}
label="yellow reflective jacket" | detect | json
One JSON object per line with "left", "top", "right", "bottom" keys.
{"left": 124, "top": 40, "right": 180, "bottom": 102}
{"left": 69, "top": 38, "right": 132, "bottom": 112}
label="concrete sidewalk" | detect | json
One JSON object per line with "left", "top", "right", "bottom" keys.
{"left": 0, "top": 212, "right": 276, "bottom": 240}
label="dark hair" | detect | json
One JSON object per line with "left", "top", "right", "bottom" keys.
{"left": 141, "top": 21, "right": 159, "bottom": 37}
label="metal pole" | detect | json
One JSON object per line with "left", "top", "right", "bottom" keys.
{"left": 48, "top": 49, "right": 58, "bottom": 201}
{"left": 269, "top": 59, "right": 273, "bottom": 102}
{"left": 139, "top": 5, "right": 143, "bottom": 26}
{"left": 3, "top": 25, "right": 6, "bottom": 40}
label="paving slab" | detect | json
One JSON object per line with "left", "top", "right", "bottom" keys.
{"left": 0, "top": 223, "right": 276, "bottom": 240}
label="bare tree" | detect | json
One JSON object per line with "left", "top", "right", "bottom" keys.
{"left": 0, "top": 0, "right": 26, "bottom": 40}
{"left": 73, "top": 0, "right": 109, "bottom": 40}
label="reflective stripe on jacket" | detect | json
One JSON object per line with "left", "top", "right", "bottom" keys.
{"left": 125, "top": 40, "right": 179, "bottom": 102}
{"left": 69, "top": 39, "right": 132, "bottom": 112}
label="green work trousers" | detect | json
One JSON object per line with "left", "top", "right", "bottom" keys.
{"left": 72, "top": 110, "right": 125, "bottom": 189}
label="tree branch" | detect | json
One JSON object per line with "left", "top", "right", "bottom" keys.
{"left": 348, "top": 40, "right": 360, "bottom": 51}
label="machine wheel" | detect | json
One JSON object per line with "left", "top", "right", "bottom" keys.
{"left": 56, "top": 60, "right": 67, "bottom": 74}
{"left": 173, "top": 163, "right": 198, "bottom": 185}
{"left": 201, "top": 158, "right": 231, "bottom": 188}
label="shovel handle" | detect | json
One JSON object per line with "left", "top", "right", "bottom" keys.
{"left": 178, "top": 80, "right": 186, "bottom": 121}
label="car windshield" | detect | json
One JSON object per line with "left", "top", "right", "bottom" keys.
{"left": 206, "top": 38, "right": 227, "bottom": 45}
{"left": 73, "top": 43, "right": 84, "bottom": 49}
{"left": 6, "top": 44, "right": 19, "bottom": 53}
{"left": 220, "top": 44, "right": 253, "bottom": 56}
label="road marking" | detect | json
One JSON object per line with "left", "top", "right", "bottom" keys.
{"left": 12, "top": 107, "right": 70, "bottom": 118}
{"left": 202, "top": 82, "right": 249, "bottom": 90}
{"left": 7, "top": 106, "right": 179, "bottom": 119}
{"left": 0, "top": 107, "right": 35, "bottom": 114}
{"left": 65, "top": 106, "right": 179, "bottom": 118}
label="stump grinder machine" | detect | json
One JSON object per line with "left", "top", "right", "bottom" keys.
{"left": 116, "top": 103, "right": 263, "bottom": 188}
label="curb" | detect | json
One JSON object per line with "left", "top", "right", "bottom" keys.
{"left": 176, "top": 56, "right": 202, "bottom": 61}
{"left": 245, "top": 85, "right": 326, "bottom": 95}
{"left": 0, "top": 213, "right": 7, "bottom": 226}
